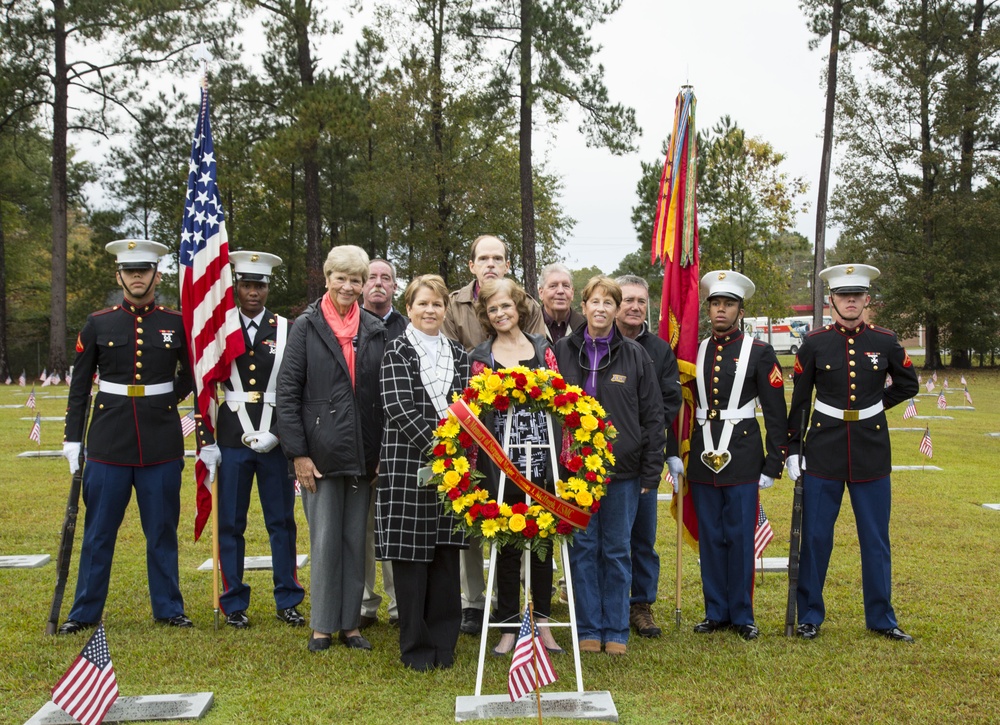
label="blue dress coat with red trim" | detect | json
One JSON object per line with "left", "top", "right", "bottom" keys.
{"left": 788, "top": 322, "right": 919, "bottom": 482}
{"left": 64, "top": 299, "right": 193, "bottom": 466}
{"left": 687, "top": 329, "right": 788, "bottom": 485}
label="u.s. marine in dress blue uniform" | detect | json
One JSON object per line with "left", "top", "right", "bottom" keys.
{"left": 687, "top": 271, "right": 788, "bottom": 640}
{"left": 196, "top": 251, "right": 305, "bottom": 630}
{"left": 58, "top": 240, "right": 193, "bottom": 635}
{"left": 787, "top": 264, "right": 919, "bottom": 642}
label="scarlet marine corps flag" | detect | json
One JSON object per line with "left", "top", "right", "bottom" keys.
{"left": 652, "top": 86, "right": 701, "bottom": 552}
{"left": 180, "top": 81, "right": 245, "bottom": 540}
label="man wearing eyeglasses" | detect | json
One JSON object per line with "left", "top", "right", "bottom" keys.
{"left": 441, "top": 235, "right": 547, "bottom": 636}
{"left": 687, "top": 270, "right": 788, "bottom": 641}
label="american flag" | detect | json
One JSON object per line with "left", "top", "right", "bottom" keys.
{"left": 508, "top": 607, "right": 557, "bottom": 702}
{"left": 179, "top": 84, "right": 245, "bottom": 541}
{"left": 960, "top": 375, "right": 967, "bottom": 386}
{"left": 49, "top": 372, "right": 62, "bottom": 385}
{"left": 917, "top": 373, "right": 922, "bottom": 384}
{"left": 964, "top": 387, "right": 973, "bottom": 405}
{"left": 180, "top": 411, "right": 197, "bottom": 437}
{"left": 902, "top": 399, "right": 917, "bottom": 420}
{"left": 925, "top": 380, "right": 934, "bottom": 393}
{"left": 40, "top": 372, "right": 51, "bottom": 388}
{"left": 919, "top": 427, "right": 933, "bottom": 458}
{"left": 18, "top": 370, "right": 25, "bottom": 386}
{"left": 39, "top": 367, "right": 47, "bottom": 383}
{"left": 51, "top": 622, "right": 119, "bottom": 725}
{"left": 932, "top": 371, "right": 938, "bottom": 382}
{"left": 754, "top": 503, "right": 774, "bottom": 560}
{"left": 943, "top": 378, "right": 949, "bottom": 389}
{"left": 26, "top": 387, "right": 36, "bottom": 409}
{"left": 937, "top": 391, "right": 947, "bottom": 410}
{"left": 29, "top": 413, "right": 41, "bottom": 444}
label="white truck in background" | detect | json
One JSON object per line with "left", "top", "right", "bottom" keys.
{"left": 742, "top": 316, "right": 831, "bottom": 355}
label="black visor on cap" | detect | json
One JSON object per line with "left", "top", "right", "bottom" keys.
{"left": 237, "top": 273, "right": 269, "bottom": 283}
{"left": 117, "top": 262, "right": 157, "bottom": 271}
{"left": 831, "top": 286, "right": 868, "bottom": 294}
{"left": 708, "top": 292, "right": 742, "bottom": 301}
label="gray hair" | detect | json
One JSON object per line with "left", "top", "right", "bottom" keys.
{"left": 539, "top": 262, "right": 573, "bottom": 289}
{"left": 323, "top": 244, "right": 370, "bottom": 281}
{"left": 370, "top": 258, "right": 397, "bottom": 282}
{"left": 615, "top": 274, "right": 649, "bottom": 292}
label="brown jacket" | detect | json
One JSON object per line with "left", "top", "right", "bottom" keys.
{"left": 442, "top": 278, "right": 546, "bottom": 351}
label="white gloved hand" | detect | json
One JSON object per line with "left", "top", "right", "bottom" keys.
{"left": 786, "top": 454, "right": 805, "bottom": 481}
{"left": 666, "top": 456, "right": 684, "bottom": 493}
{"left": 249, "top": 432, "right": 279, "bottom": 453}
{"left": 198, "top": 443, "right": 221, "bottom": 482}
{"left": 759, "top": 474, "right": 775, "bottom": 490}
{"left": 63, "top": 442, "right": 82, "bottom": 475}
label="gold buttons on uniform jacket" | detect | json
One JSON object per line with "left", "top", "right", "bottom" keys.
{"left": 850, "top": 371, "right": 856, "bottom": 378}
{"left": 249, "top": 378, "right": 256, "bottom": 385}
{"left": 136, "top": 362, "right": 142, "bottom": 369}
{"left": 716, "top": 356, "right": 722, "bottom": 361}
{"left": 849, "top": 360, "right": 856, "bottom": 367}
{"left": 717, "top": 345, "right": 723, "bottom": 352}
{"left": 850, "top": 395, "right": 856, "bottom": 401}
{"left": 849, "top": 349, "right": 856, "bottom": 355}
{"left": 135, "top": 373, "right": 141, "bottom": 380}
{"left": 136, "top": 317, "right": 143, "bottom": 323}
{"left": 137, "top": 339, "right": 143, "bottom": 345}
{"left": 108, "top": 341, "right": 114, "bottom": 347}
{"left": 851, "top": 384, "right": 856, "bottom": 390}
{"left": 825, "top": 364, "right": 830, "bottom": 370}
{"left": 136, "top": 328, "right": 143, "bottom": 334}
{"left": 848, "top": 338, "right": 854, "bottom": 345}
{"left": 249, "top": 351, "right": 254, "bottom": 357}
{"left": 713, "top": 377, "right": 719, "bottom": 383}
{"left": 249, "top": 364, "right": 256, "bottom": 371}
{"left": 136, "top": 350, "right": 142, "bottom": 357}
{"left": 714, "top": 366, "right": 720, "bottom": 372}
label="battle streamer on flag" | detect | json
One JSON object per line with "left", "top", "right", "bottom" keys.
{"left": 508, "top": 605, "right": 557, "bottom": 703}
{"left": 179, "top": 80, "right": 245, "bottom": 540}
{"left": 51, "top": 622, "right": 119, "bottom": 725}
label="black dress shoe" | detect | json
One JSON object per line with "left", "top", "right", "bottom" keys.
{"left": 797, "top": 623, "right": 820, "bottom": 640}
{"left": 308, "top": 634, "right": 332, "bottom": 652}
{"left": 225, "top": 610, "right": 250, "bottom": 629}
{"left": 460, "top": 607, "right": 483, "bottom": 635}
{"left": 155, "top": 614, "right": 193, "bottom": 628}
{"left": 735, "top": 623, "right": 760, "bottom": 641}
{"left": 388, "top": 617, "right": 399, "bottom": 628}
{"left": 358, "top": 614, "right": 378, "bottom": 630}
{"left": 338, "top": 631, "right": 372, "bottom": 650}
{"left": 57, "top": 619, "right": 96, "bottom": 636}
{"left": 869, "top": 626, "right": 914, "bottom": 643}
{"left": 276, "top": 607, "right": 305, "bottom": 626}
{"left": 693, "top": 618, "right": 731, "bottom": 634}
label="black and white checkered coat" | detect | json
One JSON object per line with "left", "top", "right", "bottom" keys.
{"left": 375, "top": 335, "right": 471, "bottom": 562}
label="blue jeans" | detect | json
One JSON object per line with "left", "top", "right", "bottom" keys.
{"left": 797, "top": 474, "right": 897, "bottom": 630}
{"left": 569, "top": 477, "right": 641, "bottom": 645}
{"left": 629, "top": 488, "right": 660, "bottom": 605}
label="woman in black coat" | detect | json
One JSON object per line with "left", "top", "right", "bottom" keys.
{"left": 376, "top": 274, "right": 470, "bottom": 671}
{"left": 471, "top": 278, "right": 563, "bottom": 657}
{"left": 277, "top": 245, "right": 386, "bottom": 653}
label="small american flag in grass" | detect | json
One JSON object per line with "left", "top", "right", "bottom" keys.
{"left": 754, "top": 503, "right": 774, "bottom": 560}
{"left": 903, "top": 399, "right": 917, "bottom": 420}
{"left": 937, "top": 391, "right": 947, "bottom": 410}
{"left": 508, "top": 607, "right": 556, "bottom": 702}
{"left": 51, "top": 623, "right": 119, "bottom": 725}
{"left": 919, "top": 428, "right": 933, "bottom": 458}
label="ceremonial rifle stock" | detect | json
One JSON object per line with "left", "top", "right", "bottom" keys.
{"left": 45, "top": 393, "right": 92, "bottom": 635}
{"left": 784, "top": 410, "right": 807, "bottom": 637}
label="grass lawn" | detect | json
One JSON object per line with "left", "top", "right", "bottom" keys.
{"left": 2, "top": 365, "right": 999, "bottom": 724}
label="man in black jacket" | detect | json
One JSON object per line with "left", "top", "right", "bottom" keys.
{"left": 787, "top": 264, "right": 919, "bottom": 642}
{"left": 687, "top": 270, "right": 788, "bottom": 641}
{"left": 59, "top": 240, "right": 193, "bottom": 634}
{"left": 615, "top": 275, "right": 682, "bottom": 638}
{"left": 197, "top": 252, "right": 305, "bottom": 630}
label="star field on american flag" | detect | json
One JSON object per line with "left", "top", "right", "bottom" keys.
{"left": 179, "top": 130, "right": 224, "bottom": 269}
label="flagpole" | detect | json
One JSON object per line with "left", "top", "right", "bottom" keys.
{"left": 212, "top": 476, "right": 220, "bottom": 630}
{"left": 528, "top": 601, "right": 543, "bottom": 724}
{"left": 675, "top": 474, "right": 684, "bottom": 629}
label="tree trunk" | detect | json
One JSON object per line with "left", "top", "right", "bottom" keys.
{"left": 0, "top": 197, "right": 10, "bottom": 379}
{"left": 293, "top": 0, "right": 324, "bottom": 301}
{"left": 812, "top": 0, "right": 842, "bottom": 330}
{"left": 518, "top": 0, "right": 537, "bottom": 295}
{"left": 48, "top": 0, "right": 69, "bottom": 375}
{"left": 431, "top": 0, "right": 452, "bottom": 286}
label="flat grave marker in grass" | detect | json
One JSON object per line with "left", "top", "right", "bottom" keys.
{"left": 455, "top": 691, "right": 617, "bottom": 722}
{"left": 913, "top": 415, "right": 953, "bottom": 420}
{"left": 0, "top": 555, "right": 50, "bottom": 569}
{"left": 892, "top": 465, "right": 943, "bottom": 471}
{"left": 983, "top": 504, "right": 1000, "bottom": 511}
{"left": 16, "top": 450, "right": 63, "bottom": 458}
{"left": 27, "top": 692, "right": 214, "bottom": 724}
{"left": 20, "top": 417, "right": 64, "bottom": 422}
{"left": 197, "top": 554, "right": 308, "bottom": 571}
{"left": 890, "top": 427, "right": 926, "bottom": 432}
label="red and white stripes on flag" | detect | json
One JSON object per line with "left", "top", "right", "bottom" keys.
{"left": 754, "top": 503, "right": 774, "bottom": 560}
{"left": 903, "top": 399, "right": 917, "bottom": 420}
{"left": 937, "top": 391, "right": 947, "bottom": 410}
{"left": 29, "top": 413, "right": 41, "bottom": 444}
{"left": 925, "top": 379, "right": 934, "bottom": 393}
{"left": 960, "top": 375, "right": 967, "bottom": 386}
{"left": 180, "top": 411, "right": 197, "bottom": 437}
{"left": 508, "top": 607, "right": 557, "bottom": 702}
{"left": 964, "top": 387, "right": 973, "bottom": 405}
{"left": 179, "top": 84, "right": 245, "bottom": 541}
{"left": 919, "top": 428, "right": 933, "bottom": 458}
{"left": 18, "top": 370, "right": 26, "bottom": 387}
{"left": 51, "top": 623, "right": 119, "bottom": 725}
{"left": 26, "top": 388, "right": 36, "bottom": 409}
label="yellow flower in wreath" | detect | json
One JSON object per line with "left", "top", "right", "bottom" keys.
{"left": 481, "top": 519, "right": 501, "bottom": 537}
{"left": 576, "top": 490, "right": 594, "bottom": 507}
{"left": 442, "top": 470, "right": 462, "bottom": 489}
{"left": 575, "top": 428, "right": 591, "bottom": 442}
{"left": 432, "top": 459, "right": 446, "bottom": 475}
{"left": 580, "top": 414, "right": 599, "bottom": 431}
{"left": 508, "top": 514, "right": 527, "bottom": 532}
{"left": 585, "top": 454, "right": 603, "bottom": 472}
{"left": 453, "top": 456, "right": 470, "bottom": 474}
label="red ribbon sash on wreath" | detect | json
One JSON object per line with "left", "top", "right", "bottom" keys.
{"left": 448, "top": 399, "right": 591, "bottom": 530}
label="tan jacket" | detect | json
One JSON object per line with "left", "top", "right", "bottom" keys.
{"left": 442, "top": 279, "right": 546, "bottom": 351}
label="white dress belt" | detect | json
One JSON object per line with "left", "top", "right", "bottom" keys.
{"left": 220, "top": 389, "right": 276, "bottom": 405}
{"left": 814, "top": 399, "right": 883, "bottom": 421}
{"left": 695, "top": 400, "right": 757, "bottom": 422}
{"left": 98, "top": 380, "right": 174, "bottom": 397}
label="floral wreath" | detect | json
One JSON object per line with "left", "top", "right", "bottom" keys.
{"left": 430, "top": 366, "right": 617, "bottom": 558}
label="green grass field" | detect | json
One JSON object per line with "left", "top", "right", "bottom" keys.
{"left": 2, "top": 364, "right": 999, "bottom": 723}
